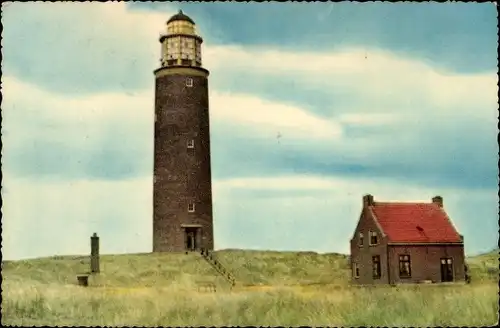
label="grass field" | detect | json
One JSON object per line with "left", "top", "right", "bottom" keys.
{"left": 2, "top": 249, "right": 498, "bottom": 326}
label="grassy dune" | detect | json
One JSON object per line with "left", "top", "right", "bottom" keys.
{"left": 2, "top": 250, "right": 498, "bottom": 326}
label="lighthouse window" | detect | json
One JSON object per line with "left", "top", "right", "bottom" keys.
{"left": 186, "top": 78, "right": 193, "bottom": 87}
{"left": 188, "top": 203, "right": 195, "bottom": 213}
{"left": 187, "top": 139, "right": 195, "bottom": 149}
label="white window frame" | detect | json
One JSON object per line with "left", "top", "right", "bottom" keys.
{"left": 353, "top": 262, "right": 360, "bottom": 278}
{"left": 188, "top": 203, "right": 195, "bottom": 213}
{"left": 187, "top": 139, "right": 195, "bottom": 149}
{"left": 369, "top": 230, "right": 379, "bottom": 246}
{"left": 399, "top": 255, "right": 412, "bottom": 278}
{"left": 358, "top": 232, "right": 364, "bottom": 247}
{"left": 186, "top": 77, "right": 193, "bottom": 87}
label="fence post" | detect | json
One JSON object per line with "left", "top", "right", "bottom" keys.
{"left": 90, "top": 233, "right": 100, "bottom": 273}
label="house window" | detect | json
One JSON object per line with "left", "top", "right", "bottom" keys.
{"left": 353, "top": 263, "right": 360, "bottom": 278}
{"left": 187, "top": 139, "right": 195, "bottom": 149}
{"left": 186, "top": 77, "right": 193, "bottom": 87}
{"left": 372, "top": 255, "right": 381, "bottom": 279}
{"left": 358, "top": 232, "right": 364, "bottom": 247}
{"left": 188, "top": 203, "right": 195, "bottom": 213}
{"left": 399, "top": 255, "right": 412, "bottom": 278}
{"left": 369, "top": 231, "right": 378, "bottom": 245}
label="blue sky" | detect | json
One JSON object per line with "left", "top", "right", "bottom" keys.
{"left": 1, "top": 2, "right": 498, "bottom": 260}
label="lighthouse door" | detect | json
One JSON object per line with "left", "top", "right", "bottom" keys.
{"left": 184, "top": 228, "right": 198, "bottom": 251}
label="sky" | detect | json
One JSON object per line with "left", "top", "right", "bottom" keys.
{"left": 1, "top": 2, "right": 498, "bottom": 260}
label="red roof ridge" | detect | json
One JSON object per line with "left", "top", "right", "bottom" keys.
{"left": 372, "top": 201, "right": 437, "bottom": 206}
{"left": 436, "top": 204, "right": 463, "bottom": 241}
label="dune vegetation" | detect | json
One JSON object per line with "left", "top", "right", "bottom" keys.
{"left": 2, "top": 249, "right": 498, "bottom": 326}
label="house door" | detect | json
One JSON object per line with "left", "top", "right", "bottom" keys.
{"left": 440, "top": 258, "right": 454, "bottom": 282}
{"left": 184, "top": 228, "right": 198, "bottom": 251}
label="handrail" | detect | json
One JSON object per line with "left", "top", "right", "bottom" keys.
{"left": 200, "top": 248, "right": 235, "bottom": 286}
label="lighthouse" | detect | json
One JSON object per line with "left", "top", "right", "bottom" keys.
{"left": 153, "top": 11, "right": 214, "bottom": 252}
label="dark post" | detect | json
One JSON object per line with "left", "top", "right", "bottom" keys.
{"left": 90, "top": 232, "right": 100, "bottom": 273}
{"left": 363, "top": 194, "right": 374, "bottom": 207}
{"left": 464, "top": 264, "right": 471, "bottom": 284}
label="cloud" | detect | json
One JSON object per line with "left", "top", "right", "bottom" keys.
{"left": 337, "top": 113, "right": 397, "bottom": 126}
{"left": 1, "top": 2, "right": 172, "bottom": 94}
{"left": 1, "top": 74, "right": 344, "bottom": 180}
{"left": 211, "top": 91, "right": 342, "bottom": 141}
{"left": 3, "top": 2, "right": 497, "bottom": 96}
{"left": 6, "top": 61, "right": 495, "bottom": 190}
{"left": 213, "top": 175, "right": 498, "bottom": 256}
{"left": 133, "top": 1, "right": 498, "bottom": 73}
{"left": 2, "top": 76, "right": 154, "bottom": 180}
{"left": 2, "top": 176, "right": 153, "bottom": 260}
{"left": 3, "top": 28, "right": 497, "bottom": 189}
{"left": 203, "top": 46, "right": 497, "bottom": 189}
{"left": 4, "top": 174, "right": 496, "bottom": 260}
{"left": 205, "top": 45, "right": 498, "bottom": 115}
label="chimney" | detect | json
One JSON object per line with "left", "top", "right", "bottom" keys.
{"left": 363, "top": 194, "right": 374, "bottom": 207}
{"left": 432, "top": 196, "right": 443, "bottom": 207}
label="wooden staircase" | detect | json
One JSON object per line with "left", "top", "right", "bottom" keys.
{"left": 200, "top": 249, "right": 236, "bottom": 287}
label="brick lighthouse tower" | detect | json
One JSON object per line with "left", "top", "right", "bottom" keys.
{"left": 153, "top": 11, "right": 214, "bottom": 252}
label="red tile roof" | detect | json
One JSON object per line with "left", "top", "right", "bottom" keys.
{"left": 370, "top": 202, "right": 462, "bottom": 243}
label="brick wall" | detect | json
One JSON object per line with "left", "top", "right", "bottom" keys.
{"left": 153, "top": 69, "right": 214, "bottom": 252}
{"left": 350, "top": 207, "right": 390, "bottom": 285}
{"left": 387, "top": 244, "right": 465, "bottom": 284}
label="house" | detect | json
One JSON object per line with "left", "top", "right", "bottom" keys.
{"left": 350, "top": 194, "right": 466, "bottom": 285}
